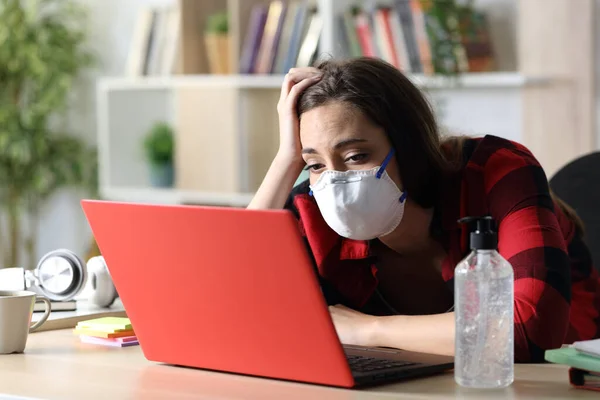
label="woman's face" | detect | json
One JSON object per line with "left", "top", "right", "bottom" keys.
{"left": 299, "top": 101, "right": 402, "bottom": 188}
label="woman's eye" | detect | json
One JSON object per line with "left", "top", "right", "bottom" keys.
{"left": 346, "top": 153, "right": 368, "bottom": 163}
{"left": 304, "top": 163, "right": 325, "bottom": 172}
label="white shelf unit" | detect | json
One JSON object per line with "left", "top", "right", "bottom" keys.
{"left": 101, "top": 186, "right": 255, "bottom": 207}
{"left": 97, "top": 72, "right": 549, "bottom": 206}
{"left": 99, "top": 72, "right": 549, "bottom": 92}
{"left": 96, "top": 0, "right": 595, "bottom": 207}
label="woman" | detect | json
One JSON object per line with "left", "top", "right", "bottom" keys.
{"left": 247, "top": 57, "right": 600, "bottom": 363}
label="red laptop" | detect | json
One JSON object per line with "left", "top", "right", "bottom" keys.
{"left": 81, "top": 200, "right": 453, "bottom": 388}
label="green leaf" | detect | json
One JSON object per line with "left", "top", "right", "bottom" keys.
{"left": 0, "top": 0, "right": 98, "bottom": 211}
{"left": 205, "top": 11, "right": 228, "bottom": 34}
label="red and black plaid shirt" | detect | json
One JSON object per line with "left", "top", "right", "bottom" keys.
{"left": 284, "top": 135, "right": 600, "bottom": 363}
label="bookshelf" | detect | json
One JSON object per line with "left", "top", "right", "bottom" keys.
{"left": 96, "top": 0, "right": 595, "bottom": 207}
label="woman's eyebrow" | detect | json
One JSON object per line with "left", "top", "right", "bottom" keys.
{"left": 333, "top": 138, "right": 368, "bottom": 150}
{"left": 302, "top": 138, "right": 368, "bottom": 154}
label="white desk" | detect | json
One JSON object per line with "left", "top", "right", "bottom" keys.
{"left": 0, "top": 329, "right": 596, "bottom": 400}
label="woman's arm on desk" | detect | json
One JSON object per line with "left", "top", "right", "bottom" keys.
{"left": 247, "top": 68, "right": 322, "bottom": 210}
{"left": 329, "top": 305, "right": 455, "bottom": 356}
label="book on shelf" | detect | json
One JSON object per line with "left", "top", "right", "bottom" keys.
{"left": 240, "top": 1, "right": 320, "bottom": 75}
{"left": 274, "top": 1, "right": 306, "bottom": 73}
{"left": 34, "top": 300, "right": 77, "bottom": 313}
{"left": 125, "top": 5, "right": 180, "bottom": 77}
{"left": 239, "top": 4, "right": 269, "bottom": 75}
{"left": 296, "top": 12, "right": 322, "bottom": 68}
{"left": 254, "top": 1, "right": 287, "bottom": 74}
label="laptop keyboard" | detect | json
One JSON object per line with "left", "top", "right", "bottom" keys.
{"left": 347, "top": 354, "right": 416, "bottom": 373}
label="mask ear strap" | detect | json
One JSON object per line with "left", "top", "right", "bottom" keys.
{"left": 376, "top": 149, "right": 396, "bottom": 179}
{"left": 399, "top": 191, "right": 407, "bottom": 203}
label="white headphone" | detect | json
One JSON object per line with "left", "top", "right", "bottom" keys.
{"left": 29, "top": 249, "right": 118, "bottom": 308}
{"left": 85, "top": 256, "right": 118, "bottom": 307}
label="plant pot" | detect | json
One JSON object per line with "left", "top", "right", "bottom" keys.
{"left": 149, "top": 162, "right": 174, "bottom": 188}
{"left": 205, "top": 33, "right": 230, "bottom": 74}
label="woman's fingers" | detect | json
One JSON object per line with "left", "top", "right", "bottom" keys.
{"left": 279, "top": 67, "right": 322, "bottom": 105}
{"left": 284, "top": 74, "right": 322, "bottom": 112}
{"left": 276, "top": 67, "right": 323, "bottom": 158}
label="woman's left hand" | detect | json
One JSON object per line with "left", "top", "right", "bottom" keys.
{"left": 329, "top": 304, "right": 379, "bottom": 347}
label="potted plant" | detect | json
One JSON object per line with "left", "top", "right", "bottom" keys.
{"left": 143, "top": 121, "right": 175, "bottom": 188}
{"left": 0, "top": 0, "right": 97, "bottom": 269}
{"left": 204, "top": 11, "right": 230, "bottom": 74}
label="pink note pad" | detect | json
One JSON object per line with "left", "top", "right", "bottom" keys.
{"left": 80, "top": 335, "right": 139, "bottom": 347}
{"left": 115, "top": 335, "right": 138, "bottom": 343}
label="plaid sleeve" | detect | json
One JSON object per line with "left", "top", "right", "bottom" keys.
{"left": 478, "top": 137, "right": 571, "bottom": 362}
{"left": 283, "top": 181, "right": 349, "bottom": 306}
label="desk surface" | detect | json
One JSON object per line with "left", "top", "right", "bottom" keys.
{"left": 0, "top": 329, "right": 595, "bottom": 400}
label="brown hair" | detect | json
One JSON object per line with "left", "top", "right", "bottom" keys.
{"left": 297, "top": 57, "right": 585, "bottom": 233}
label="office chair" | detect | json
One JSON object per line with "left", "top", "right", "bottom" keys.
{"left": 549, "top": 152, "right": 600, "bottom": 271}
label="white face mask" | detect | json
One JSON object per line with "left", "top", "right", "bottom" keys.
{"left": 309, "top": 149, "right": 407, "bottom": 240}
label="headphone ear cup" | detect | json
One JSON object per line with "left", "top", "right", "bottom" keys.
{"left": 86, "top": 256, "right": 118, "bottom": 308}
{"left": 34, "top": 248, "right": 88, "bottom": 301}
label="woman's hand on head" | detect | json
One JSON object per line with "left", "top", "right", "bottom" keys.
{"left": 246, "top": 67, "right": 321, "bottom": 210}
{"left": 277, "top": 67, "right": 322, "bottom": 165}
{"left": 329, "top": 304, "right": 380, "bottom": 347}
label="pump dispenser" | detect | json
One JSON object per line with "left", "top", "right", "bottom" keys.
{"left": 465, "top": 216, "right": 497, "bottom": 250}
{"left": 454, "top": 216, "right": 514, "bottom": 388}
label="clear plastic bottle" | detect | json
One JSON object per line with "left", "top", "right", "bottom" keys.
{"left": 454, "top": 216, "right": 514, "bottom": 388}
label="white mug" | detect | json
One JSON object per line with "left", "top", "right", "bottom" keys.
{"left": 0, "top": 290, "right": 51, "bottom": 354}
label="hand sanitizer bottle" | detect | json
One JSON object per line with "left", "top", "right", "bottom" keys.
{"left": 454, "top": 216, "right": 514, "bottom": 388}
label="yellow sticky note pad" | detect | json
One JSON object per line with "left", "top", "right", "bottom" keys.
{"left": 76, "top": 317, "right": 132, "bottom": 333}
